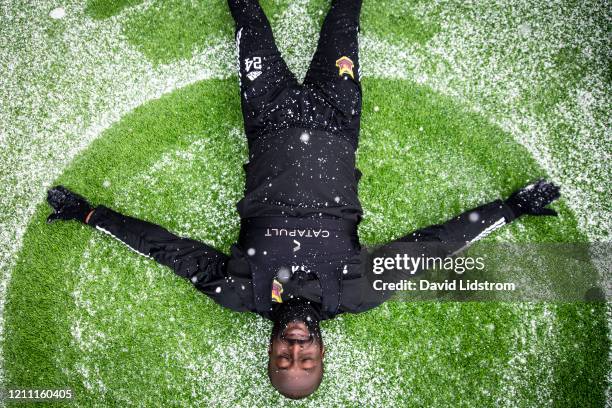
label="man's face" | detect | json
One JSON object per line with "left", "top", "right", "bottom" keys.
{"left": 268, "top": 308, "right": 325, "bottom": 399}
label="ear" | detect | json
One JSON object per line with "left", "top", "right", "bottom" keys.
{"left": 321, "top": 345, "right": 325, "bottom": 358}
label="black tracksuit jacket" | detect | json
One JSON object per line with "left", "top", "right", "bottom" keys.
{"left": 88, "top": 197, "right": 516, "bottom": 321}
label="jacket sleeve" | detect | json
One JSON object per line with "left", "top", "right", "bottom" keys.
{"left": 86, "top": 205, "right": 245, "bottom": 311}
{"left": 354, "top": 199, "right": 517, "bottom": 312}
{"left": 389, "top": 199, "right": 516, "bottom": 255}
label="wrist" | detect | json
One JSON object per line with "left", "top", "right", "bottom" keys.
{"left": 504, "top": 199, "right": 524, "bottom": 219}
{"left": 501, "top": 199, "right": 520, "bottom": 222}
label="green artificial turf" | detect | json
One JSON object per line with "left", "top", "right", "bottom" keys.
{"left": 3, "top": 0, "right": 609, "bottom": 406}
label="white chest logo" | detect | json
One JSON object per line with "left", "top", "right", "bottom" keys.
{"left": 245, "top": 57, "right": 262, "bottom": 81}
{"left": 247, "top": 71, "right": 261, "bottom": 81}
{"left": 245, "top": 57, "right": 262, "bottom": 72}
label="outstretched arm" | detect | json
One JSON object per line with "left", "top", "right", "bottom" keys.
{"left": 85, "top": 206, "right": 227, "bottom": 280}
{"left": 355, "top": 180, "right": 561, "bottom": 311}
{"left": 386, "top": 179, "right": 561, "bottom": 255}
{"left": 46, "top": 186, "right": 245, "bottom": 310}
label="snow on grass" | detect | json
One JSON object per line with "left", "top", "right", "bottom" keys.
{"left": 272, "top": 0, "right": 320, "bottom": 83}
{"left": 359, "top": 5, "right": 611, "bottom": 398}
{"left": 361, "top": 0, "right": 611, "bottom": 242}
{"left": 1, "top": 0, "right": 609, "bottom": 403}
{"left": 496, "top": 304, "right": 558, "bottom": 406}
{"left": 0, "top": 0, "right": 233, "bottom": 384}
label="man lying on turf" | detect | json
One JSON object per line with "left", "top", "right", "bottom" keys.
{"left": 46, "top": 0, "right": 561, "bottom": 400}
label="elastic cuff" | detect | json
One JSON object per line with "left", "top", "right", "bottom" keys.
{"left": 500, "top": 200, "right": 521, "bottom": 222}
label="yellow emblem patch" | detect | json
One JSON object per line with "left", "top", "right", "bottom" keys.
{"left": 336, "top": 56, "right": 355, "bottom": 79}
{"left": 271, "top": 279, "right": 284, "bottom": 303}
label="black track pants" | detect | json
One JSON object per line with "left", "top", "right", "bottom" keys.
{"left": 305, "top": 0, "right": 362, "bottom": 86}
{"left": 229, "top": 0, "right": 363, "bottom": 149}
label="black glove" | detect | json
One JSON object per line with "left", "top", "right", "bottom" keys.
{"left": 505, "top": 179, "right": 561, "bottom": 218}
{"left": 46, "top": 185, "right": 94, "bottom": 224}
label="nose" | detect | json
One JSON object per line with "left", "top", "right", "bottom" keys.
{"left": 289, "top": 343, "right": 302, "bottom": 360}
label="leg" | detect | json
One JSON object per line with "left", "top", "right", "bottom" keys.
{"left": 304, "top": 0, "right": 363, "bottom": 145}
{"left": 229, "top": 0, "right": 297, "bottom": 139}
{"left": 305, "top": 0, "right": 362, "bottom": 85}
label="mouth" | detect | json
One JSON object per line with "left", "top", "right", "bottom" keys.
{"left": 282, "top": 321, "right": 310, "bottom": 340}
